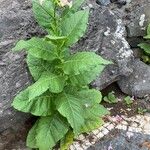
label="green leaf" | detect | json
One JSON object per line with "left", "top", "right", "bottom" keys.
{"left": 36, "top": 114, "right": 69, "bottom": 150}
{"left": 61, "top": 10, "right": 89, "bottom": 46}
{"left": 138, "top": 43, "right": 150, "bottom": 54}
{"left": 56, "top": 93, "right": 85, "bottom": 134}
{"left": 60, "top": 130, "right": 74, "bottom": 150}
{"left": 81, "top": 118, "right": 104, "bottom": 133}
{"left": 62, "top": 0, "right": 85, "bottom": 18}
{"left": 80, "top": 104, "right": 109, "bottom": 133}
{"left": 32, "top": 0, "right": 55, "bottom": 30}
{"left": 45, "top": 35, "right": 67, "bottom": 46}
{"left": 28, "top": 72, "right": 67, "bottom": 100}
{"left": 76, "top": 89, "right": 102, "bottom": 106}
{"left": 62, "top": 52, "right": 111, "bottom": 75}
{"left": 84, "top": 104, "right": 110, "bottom": 119}
{"left": 27, "top": 54, "right": 54, "bottom": 81}
{"left": 144, "top": 35, "right": 150, "bottom": 39}
{"left": 70, "top": 65, "right": 105, "bottom": 85}
{"left": 12, "top": 72, "right": 66, "bottom": 106}
{"left": 13, "top": 38, "right": 57, "bottom": 61}
{"left": 12, "top": 90, "right": 54, "bottom": 116}
{"left": 26, "top": 120, "right": 39, "bottom": 148}
{"left": 103, "top": 91, "right": 118, "bottom": 104}
{"left": 147, "top": 24, "right": 150, "bottom": 35}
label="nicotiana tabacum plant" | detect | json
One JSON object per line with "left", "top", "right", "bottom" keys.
{"left": 138, "top": 24, "right": 150, "bottom": 64}
{"left": 12, "top": 0, "right": 112, "bottom": 149}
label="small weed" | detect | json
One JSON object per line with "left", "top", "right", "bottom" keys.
{"left": 137, "top": 107, "right": 147, "bottom": 115}
{"left": 124, "top": 96, "right": 133, "bottom": 107}
{"left": 103, "top": 91, "right": 118, "bottom": 104}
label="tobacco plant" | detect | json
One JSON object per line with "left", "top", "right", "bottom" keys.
{"left": 12, "top": 0, "right": 111, "bottom": 149}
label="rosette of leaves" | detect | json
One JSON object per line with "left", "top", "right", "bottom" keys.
{"left": 138, "top": 24, "right": 150, "bottom": 64}
{"left": 12, "top": 0, "right": 112, "bottom": 149}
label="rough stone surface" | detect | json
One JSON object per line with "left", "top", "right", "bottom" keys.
{"left": 96, "top": 0, "right": 111, "bottom": 5}
{"left": 124, "top": 0, "right": 150, "bottom": 37}
{"left": 118, "top": 60, "right": 150, "bottom": 97}
{"left": 87, "top": 130, "right": 150, "bottom": 150}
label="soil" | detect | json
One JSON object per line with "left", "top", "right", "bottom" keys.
{"left": 101, "top": 83, "right": 150, "bottom": 118}
{"left": 0, "top": 117, "right": 37, "bottom": 150}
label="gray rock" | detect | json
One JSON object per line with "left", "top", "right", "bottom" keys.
{"left": 124, "top": 0, "right": 150, "bottom": 37}
{"left": 88, "top": 129, "right": 150, "bottom": 150}
{"left": 118, "top": 59, "right": 150, "bottom": 97}
{"left": 96, "top": 0, "right": 111, "bottom": 5}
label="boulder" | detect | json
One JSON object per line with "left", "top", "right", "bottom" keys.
{"left": 123, "top": 0, "right": 150, "bottom": 37}
{"left": 118, "top": 60, "right": 150, "bottom": 98}
{"left": 88, "top": 129, "right": 150, "bottom": 150}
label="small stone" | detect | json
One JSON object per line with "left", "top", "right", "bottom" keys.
{"left": 92, "top": 129, "right": 100, "bottom": 135}
{"left": 103, "top": 122, "right": 111, "bottom": 128}
{"left": 128, "top": 127, "right": 137, "bottom": 132}
{"left": 102, "top": 128, "right": 109, "bottom": 135}
{"left": 73, "top": 142, "right": 83, "bottom": 150}
{"left": 107, "top": 124, "right": 115, "bottom": 130}
{"left": 121, "top": 121, "right": 128, "bottom": 125}
{"left": 78, "top": 134, "right": 85, "bottom": 140}
{"left": 70, "top": 145, "right": 76, "bottom": 150}
{"left": 96, "top": 132, "right": 104, "bottom": 138}
{"left": 96, "top": 0, "right": 111, "bottom": 6}
{"left": 82, "top": 144, "right": 90, "bottom": 149}
{"left": 143, "top": 124, "right": 150, "bottom": 131}
{"left": 84, "top": 140, "right": 92, "bottom": 147}
{"left": 131, "top": 122, "right": 138, "bottom": 128}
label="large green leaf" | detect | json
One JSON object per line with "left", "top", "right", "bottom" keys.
{"left": 70, "top": 65, "right": 105, "bottom": 85}
{"left": 147, "top": 24, "right": 150, "bottom": 35}
{"left": 13, "top": 38, "right": 57, "bottom": 61}
{"left": 144, "top": 35, "right": 150, "bottom": 39}
{"left": 27, "top": 54, "right": 54, "bottom": 81}
{"left": 76, "top": 89, "right": 102, "bottom": 106}
{"left": 28, "top": 72, "right": 67, "bottom": 100}
{"left": 62, "top": 0, "right": 85, "bottom": 18}
{"left": 56, "top": 93, "right": 85, "bottom": 134}
{"left": 80, "top": 104, "right": 109, "bottom": 133}
{"left": 45, "top": 35, "right": 67, "bottom": 46}
{"left": 62, "top": 52, "right": 111, "bottom": 75}
{"left": 26, "top": 120, "right": 39, "bottom": 148}
{"left": 84, "top": 104, "right": 110, "bottom": 119}
{"left": 12, "top": 90, "right": 54, "bottom": 116}
{"left": 138, "top": 43, "right": 150, "bottom": 54}
{"left": 32, "top": 0, "right": 55, "bottom": 30}
{"left": 61, "top": 10, "right": 89, "bottom": 46}
{"left": 81, "top": 118, "right": 104, "bottom": 133}
{"left": 144, "top": 24, "right": 150, "bottom": 39}
{"left": 30, "top": 114, "right": 68, "bottom": 150}
{"left": 60, "top": 130, "right": 74, "bottom": 150}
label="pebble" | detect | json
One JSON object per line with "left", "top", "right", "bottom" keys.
{"left": 96, "top": 0, "right": 111, "bottom": 6}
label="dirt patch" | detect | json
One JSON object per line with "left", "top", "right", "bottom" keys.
{"left": 101, "top": 83, "right": 150, "bottom": 118}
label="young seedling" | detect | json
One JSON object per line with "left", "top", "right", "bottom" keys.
{"left": 137, "top": 107, "right": 147, "bottom": 115}
{"left": 103, "top": 91, "right": 118, "bottom": 104}
{"left": 12, "top": 0, "right": 111, "bottom": 149}
{"left": 124, "top": 96, "right": 133, "bottom": 107}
